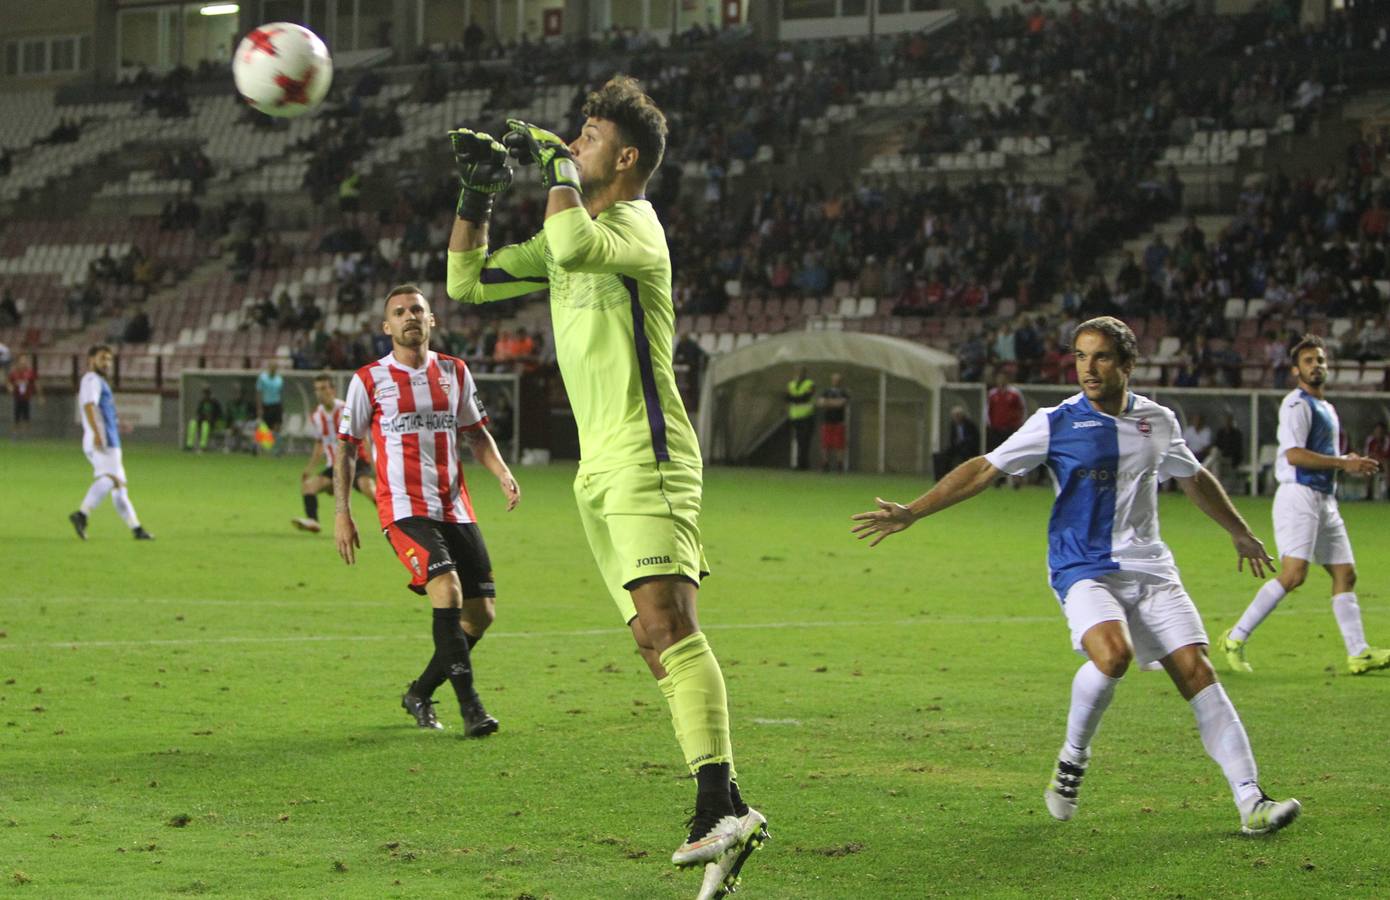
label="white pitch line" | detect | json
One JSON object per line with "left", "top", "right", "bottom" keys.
{"left": 0, "top": 604, "right": 1382, "bottom": 652}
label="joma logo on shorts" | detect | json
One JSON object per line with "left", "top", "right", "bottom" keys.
{"left": 637, "top": 555, "right": 672, "bottom": 566}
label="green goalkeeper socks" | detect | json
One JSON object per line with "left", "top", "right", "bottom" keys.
{"left": 657, "top": 632, "right": 734, "bottom": 774}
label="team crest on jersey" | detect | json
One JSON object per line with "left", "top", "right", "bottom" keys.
{"left": 1137, "top": 419, "right": 1152, "bottom": 437}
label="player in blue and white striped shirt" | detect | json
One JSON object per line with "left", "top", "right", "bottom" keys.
{"left": 68, "top": 345, "right": 153, "bottom": 541}
{"left": 1221, "top": 334, "right": 1389, "bottom": 675}
{"left": 853, "top": 316, "right": 1300, "bottom": 836}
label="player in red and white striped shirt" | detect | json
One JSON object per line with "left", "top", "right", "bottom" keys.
{"left": 292, "top": 373, "right": 376, "bottom": 534}
{"left": 335, "top": 284, "right": 520, "bottom": 736}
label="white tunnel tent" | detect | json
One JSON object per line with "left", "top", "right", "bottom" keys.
{"left": 695, "top": 332, "right": 959, "bottom": 473}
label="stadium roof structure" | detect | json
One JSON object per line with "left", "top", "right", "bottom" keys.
{"left": 696, "top": 331, "right": 958, "bottom": 469}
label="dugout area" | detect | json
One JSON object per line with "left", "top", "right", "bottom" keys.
{"left": 696, "top": 331, "right": 957, "bottom": 473}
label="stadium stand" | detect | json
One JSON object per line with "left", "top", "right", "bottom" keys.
{"left": 1, "top": 1, "right": 1388, "bottom": 400}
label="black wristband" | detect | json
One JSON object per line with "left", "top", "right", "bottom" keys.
{"left": 456, "top": 189, "right": 493, "bottom": 224}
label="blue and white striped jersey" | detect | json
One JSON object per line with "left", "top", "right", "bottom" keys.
{"left": 1274, "top": 389, "right": 1339, "bottom": 495}
{"left": 984, "top": 392, "right": 1202, "bottom": 599}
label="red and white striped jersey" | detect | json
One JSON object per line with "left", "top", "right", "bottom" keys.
{"left": 311, "top": 399, "right": 360, "bottom": 466}
{"left": 339, "top": 351, "right": 489, "bottom": 528}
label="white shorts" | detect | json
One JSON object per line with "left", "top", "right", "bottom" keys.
{"left": 1272, "top": 483, "right": 1354, "bottom": 566}
{"left": 85, "top": 446, "right": 128, "bottom": 484}
{"left": 1062, "top": 571, "right": 1208, "bottom": 670}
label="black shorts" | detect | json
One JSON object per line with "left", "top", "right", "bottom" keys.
{"left": 383, "top": 517, "right": 495, "bottom": 598}
{"left": 14, "top": 398, "right": 30, "bottom": 423}
{"left": 262, "top": 403, "right": 283, "bottom": 430}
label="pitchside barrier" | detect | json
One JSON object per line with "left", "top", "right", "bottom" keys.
{"left": 177, "top": 368, "right": 522, "bottom": 462}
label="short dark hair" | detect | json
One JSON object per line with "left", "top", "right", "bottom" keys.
{"left": 581, "top": 75, "right": 667, "bottom": 180}
{"left": 1072, "top": 316, "right": 1138, "bottom": 367}
{"left": 88, "top": 343, "right": 112, "bottom": 358}
{"left": 313, "top": 372, "right": 333, "bottom": 385}
{"left": 1289, "top": 333, "right": 1325, "bottom": 364}
{"left": 383, "top": 283, "right": 426, "bottom": 311}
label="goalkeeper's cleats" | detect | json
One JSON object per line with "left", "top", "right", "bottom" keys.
{"left": 1220, "top": 628, "right": 1253, "bottom": 673}
{"left": 1347, "top": 646, "right": 1390, "bottom": 674}
{"left": 1240, "top": 793, "right": 1301, "bottom": 835}
{"left": 68, "top": 510, "right": 88, "bottom": 540}
{"left": 459, "top": 694, "right": 499, "bottom": 738}
{"left": 673, "top": 806, "right": 741, "bottom": 868}
{"left": 503, "top": 119, "right": 580, "bottom": 192}
{"left": 400, "top": 683, "right": 443, "bottom": 731}
{"left": 132, "top": 526, "right": 155, "bottom": 541}
{"left": 1044, "top": 749, "right": 1088, "bottom": 821}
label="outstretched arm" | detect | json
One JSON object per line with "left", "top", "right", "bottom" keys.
{"left": 1176, "top": 467, "right": 1274, "bottom": 578}
{"left": 851, "top": 456, "right": 1000, "bottom": 547}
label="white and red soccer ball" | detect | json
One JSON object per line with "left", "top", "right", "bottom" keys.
{"left": 232, "top": 23, "right": 332, "bottom": 118}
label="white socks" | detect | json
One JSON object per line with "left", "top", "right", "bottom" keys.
{"left": 80, "top": 479, "right": 114, "bottom": 515}
{"left": 1063, "top": 661, "right": 1119, "bottom": 764}
{"left": 111, "top": 487, "right": 141, "bottom": 529}
{"left": 1231, "top": 579, "right": 1286, "bottom": 642}
{"left": 1331, "top": 592, "right": 1369, "bottom": 656}
{"left": 1235, "top": 581, "right": 1369, "bottom": 656}
{"left": 1190, "top": 683, "right": 1262, "bottom": 812}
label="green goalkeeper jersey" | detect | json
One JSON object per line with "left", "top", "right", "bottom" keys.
{"left": 447, "top": 200, "right": 700, "bottom": 476}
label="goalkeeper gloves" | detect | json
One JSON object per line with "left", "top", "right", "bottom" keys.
{"left": 448, "top": 127, "right": 513, "bottom": 223}
{"left": 503, "top": 118, "right": 581, "bottom": 194}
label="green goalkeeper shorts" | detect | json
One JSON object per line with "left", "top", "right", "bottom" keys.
{"left": 573, "top": 461, "right": 710, "bottom": 623}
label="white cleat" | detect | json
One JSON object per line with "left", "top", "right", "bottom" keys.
{"left": 1241, "top": 794, "right": 1301, "bottom": 836}
{"left": 672, "top": 814, "right": 741, "bottom": 868}
{"left": 1044, "top": 750, "right": 1089, "bottom": 821}
{"left": 291, "top": 517, "right": 322, "bottom": 533}
{"left": 697, "top": 847, "right": 740, "bottom": 900}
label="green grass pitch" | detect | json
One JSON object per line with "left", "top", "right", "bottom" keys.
{"left": 1, "top": 442, "right": 1387, "bottom": 897}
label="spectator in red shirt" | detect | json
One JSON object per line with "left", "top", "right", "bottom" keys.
{"left": 6, "top": 353, "right": 41, "bottom": 438}
{"left": 987, "top": 368, "right": 1026, "bottom": 488}
{"left": 1365, "top": 422, "right": 1390, "bottom": 500}
{"left": 1039, "top": 337, "right": 1070, "bottom": 384}
{"left": 1359, "top": 199, "right": 1388, "bottom": 240}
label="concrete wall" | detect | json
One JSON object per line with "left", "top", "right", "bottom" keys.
{"left": 0, "top": 391, "right": 182, "bottom": 446}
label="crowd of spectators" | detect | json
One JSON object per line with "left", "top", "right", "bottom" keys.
{"left": 9, "top": 2, "right": 1390, "bottom": 396}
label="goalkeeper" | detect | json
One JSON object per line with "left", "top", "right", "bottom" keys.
{"left": 445, "top": 76, "right": 767, "bottom": 893}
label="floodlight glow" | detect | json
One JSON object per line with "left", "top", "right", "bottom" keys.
{"left": 200, "top": 4, "right": 239, "bottom": 15}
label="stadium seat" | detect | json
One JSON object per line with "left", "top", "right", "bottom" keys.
{"left": 1244, "top": 299, "right": 1267, "bottom": 319}
{"left": 1155, "top": 336, "right": 1181, "bottom": 361}
{"left": 1249, "top": 443, "right": 1280, "bottom": 494}
{"left": 1223, "top": 298, "right": 1246, "bottom": 319}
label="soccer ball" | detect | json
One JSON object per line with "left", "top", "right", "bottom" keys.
{"left": 231, "top": 22, "right": 332, "bottom": 118}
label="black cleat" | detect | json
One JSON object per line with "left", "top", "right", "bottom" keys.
{"left": 69, "top": 510, "right": 88, "bottom": 540}
{"left": 459, "top": 695, "right": 499, "bottom": 737}
{"left": 401, "top": 683, "right": 444, "bottom": 730}
{"left": 132, "top": 526, "right": 155, "bottom": 540}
